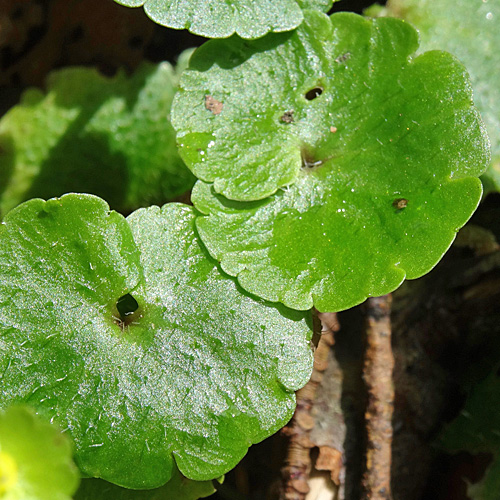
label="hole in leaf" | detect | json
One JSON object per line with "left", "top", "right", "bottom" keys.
{"left": 117, "top": 293, "right": 139, "bottom": 318}
{"left": 115, "top": 294, "right": 140, "bottom": 331}
{"left": 305, "top": 87, "right": 323, "bottom": 100}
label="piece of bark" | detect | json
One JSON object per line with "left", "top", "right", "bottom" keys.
{"left": 362, "top": 295, "right": 394, "bottom": 500}
{"left": 279, "top": 313, "right": 337, "bottom": 500}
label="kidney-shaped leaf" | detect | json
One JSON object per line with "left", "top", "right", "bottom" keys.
{"left": 381, "top": 0, "right": 500, "bottom": 193}
{"left": 0, "top": 62, "right": 195, "bottom": 219}
{"left": 114, "top": 0, "right": 334, "bottom": 39}
{"left": 0, "top": 406, "right": 80, "bottom": 500}
{"left": 187, "top": 16, "right": 489, "bottom": 311}
{"left": 192, "top": 158, "right": 483, "bottom": 313}
{"left": 0, "top": 194, "right": 313, "bottom": 488}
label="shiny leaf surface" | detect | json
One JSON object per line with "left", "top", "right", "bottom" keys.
{"left": 0, "top": 194, "right": 312, "bottom": 488}
{"left": 113, "top": 0, "right": 334, "bottom": 39}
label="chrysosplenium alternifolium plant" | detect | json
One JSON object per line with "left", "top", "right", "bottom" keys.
{"left": 0, "top": 2, "right": 490, "bottom": 497}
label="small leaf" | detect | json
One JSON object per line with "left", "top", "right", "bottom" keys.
{"left": 172, "top": 11, "right": 488, "bottom": 202}
{"left": 0, "top": 62, "right": 195, "bottom": 218}
{"left": 74, "top": 467, "right": 221, "bottom": 500}
{"left": 0, "top": 194, "right": 312, "bottom": 488}
{"left": 113, "top": 0, "right": 334, "bottom": 39}
{"left": 0, "top": 406, "right": 79, "bottom": 500}
{"left": 441, "top": 367, "right": 500, "bottom": 500}
{"left": 382, "top": 0, "right": 500, "bottom": 193}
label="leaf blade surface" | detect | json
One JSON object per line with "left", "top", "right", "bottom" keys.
{"left": 0, "top": 194, "right": 313, "bottom": 488}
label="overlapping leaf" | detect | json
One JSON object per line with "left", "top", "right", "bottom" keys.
{"left": 0, "top": 194, "right": 313, "bottom": 489}
{"left": 0, "top": 406, "right": 79, "bottom": 500}
{"left": 381, "top": 0, "right": 500, "bottom": 193}
{"left": 75, "top": 468, "right": 221, "bottom": 500}
{"left": 114, "top": 0, "right": 334, "bottom": 39}
{"left": 441, "top": 368, "right": 500, "bottom": 500}
{"left": 0, "top": 62, "right": 195, "bottom": 219}
{"left": 182, "top": 12, "right": 488, "bottom": 312}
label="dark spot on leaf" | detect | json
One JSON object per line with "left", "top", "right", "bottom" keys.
{"left": 205, "top": 95, "right": 223, "bottom": 115}
{"left": 305, "top": 87, "right": 323, "bottom": 100}
{"left": 280, "top": 110, "right": 294, "bottom": 123}
{"left": 37, "top": 210, "right": 50, "bottom": 219}
{"left": 335, "top": 52, "right": 351, "bottom": 64}
{"left": 393, "top": 198, "right": 408, "bottom": 210}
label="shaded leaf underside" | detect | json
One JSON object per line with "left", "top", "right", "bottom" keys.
{"left": 0, "top": 63, "right": 195, "bottom": 218}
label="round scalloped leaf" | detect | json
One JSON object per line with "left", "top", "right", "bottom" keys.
{"left": 0, "top": 194, "right": 312, "bottom": 488}
{"left": 0, "top": 406, "right": 79, "bottom": 500}
{"left": 0, "top": 62, "right": 195, "bottom": 219}
{"left": 113, "top": 0, "right": 334, "bottom": 39}
{"left": 75, "top": 467, "right": 221, "bottom": 500}
{"left": 188, "top": 15, "right": 489, "bottom": 311}
{"left": 382, "top": 0, "right": 500, "bottom": 193}
{"left": 172, "top": 11, "right": 488, "bottom": 202}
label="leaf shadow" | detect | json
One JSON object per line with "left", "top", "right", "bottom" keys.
{"left": 189, "top": 31, "right": 294, "bottom": 72}
{"left": 21, "top": 68, "right": 152, "bottom": 213}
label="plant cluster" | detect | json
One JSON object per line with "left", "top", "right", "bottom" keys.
{"left": 0, "top": 0, "right": 494, "bottom": 498}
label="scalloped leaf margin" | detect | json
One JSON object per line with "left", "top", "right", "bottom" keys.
{"left": 114, "top": 0, "right": 335, "bottom": 39}
{"left": 182, "top": 12, "right": 489, "bottom": 312}
{"left": 0, "top": 194, "right": 313, "bottom": 488}
{"left": 380, "top": 0, "right": 500, "bottom": 193}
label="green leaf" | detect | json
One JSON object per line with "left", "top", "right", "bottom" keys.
{"left": 0, "top": 62, "right": 195, "bottom": 219}
{"left": 185, "top": 13, "right": 488, "bottom": 312}
{"left": 441, "top": 368, "right": 500, "bottom": 500}
{"left": 75, "top": 467, "right": 221, "bottom": 500}
{"left": 0, "top": 406, "right": 79, "bottom": 500}
{"left": 0, "top": 194, "right": 313, "bottom": 489}
{"left": 381, "top": 0, "right": 500, "bottom": 193}
{"left": 172, "top": 11, "right": 488, "bottom": 203}
{"left": 113, "top": 0, "right": 334, "bottom": 39}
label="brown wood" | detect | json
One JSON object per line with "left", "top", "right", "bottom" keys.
{"left": 362, "top": 295, "right": 394, "bottom": 500}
